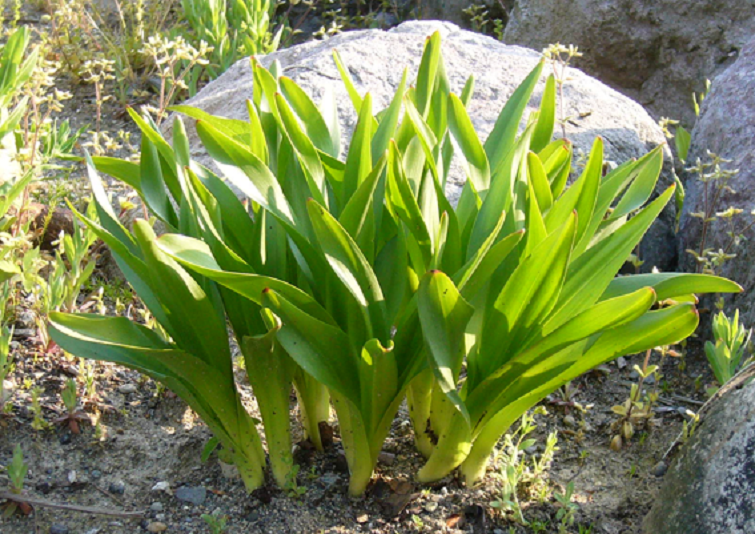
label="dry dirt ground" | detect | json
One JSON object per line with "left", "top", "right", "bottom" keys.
{"left": 0, "top": 313, "right": 718, "bottom": 534}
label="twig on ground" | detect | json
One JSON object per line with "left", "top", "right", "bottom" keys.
{"left": 0, "top": 491, "right": 144, "bottom": 518}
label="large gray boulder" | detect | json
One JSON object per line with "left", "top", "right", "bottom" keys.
{"left": 643, "top": 375, "right": 755, "bottom": 533}
{"left": 678, "top": 37, "right": 755, "bottom": 325}
{"left": 173, "top": 20, "right": 675, "bottom": 268}
{"left": 502, "top": 0, "right": 755, "bottom": 126}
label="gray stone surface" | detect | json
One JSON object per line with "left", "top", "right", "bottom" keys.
{"left": 171, "top": 20, "right": 675, "bottom": 268}
{"left": 678, "top": 37, "right": 755, "bottom": 326}
{"left": 502, "top": 0, "right": 755, "bottom": 126}
{"left": 643, "top": 379, "right": 755, "bottom": 533}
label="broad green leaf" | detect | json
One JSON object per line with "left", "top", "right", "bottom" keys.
{"left": 448, "top": 93, "right": 490, "bottom": 194}
{"left": 484, "top": 61, "right": 543, "bottom": 175}
{"left": 133, "top": 220, "right": 230, "bottom": 368}
{"left": 358, "top": 338, "right": 399, "bottom": 433}
{"left": 386, "top": 142, "right": 432, "bottom": 267}
{"left": 261, "top": 288, "right": 360, "bottom": 405}
{"left": 527, "top": 152, "right": 553, "bottom": 212}
{"left": 675, "top": 125, "right": 691, "bottom": 163}
{"left": 195, "top": 119, "right": 296, "bottom": 226}
{"left": 339, "top": 154, "right": 387, "bottom": 246}
{"left": 479, "top": 212, "right": 576, "bottom": 375}
{"left": 171, "top": 105, "right": 252, "bottom": 145}
{"left": 274, "top": 92, "right": 327, "bottom": 205}
{"left": 342, "top": 94, "right": 374, "bottom": 204}
{"left": 92, "top": 156, "right": 141, "bottom": 190}
{"left": 600, "top": 273, "right": 742, "bottom": 302}
{"left": 372, "top": 68, "right": 407, "bottom": 162}
{"left": 156, "top": 233, "right": 335, "bottom": 324}
{"left": 307, "top": 200, "right": 390, "bottom": 343}
{"left": 456, "top": 230, "right": 524, "bottom": 301}
{"left": 539, "top": 139, "right": 572, "bottom": 197}
{"left": 245, "top": 99, "right": 269, "bottom": 164}
{"left": 127, "top": 108, "right": 181, "bottom": 201}
{"left": 607, "top": 146, "right": 663, "bottom": 223}
{"left": 418, "top": 271, "right": 474, "bottom": 425}
{"left": 545, "top": 186, "right": 675, "bottom": 331}
{"left": 279, "top": 76, "right": 337, "bottom": 157}
{"left": 530, "top": 75, "right": 556, "bottom": 153}
{"left": 140, "top": 134, "right": 174, "bottom": 225}
{"left": 415, "top": 31, "right": 441, "bottom": 118}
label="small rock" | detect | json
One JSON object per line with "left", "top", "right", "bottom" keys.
{"left": 175, "top": 485, "right": 206, "bottom": 505}
{"left": 146, "top": 522, "right": 167, "bottom": 533}
{"left": 218, "top": 460, "right": 240, "bottom": 480}
{"left": 378, "top": 451, "right": 396, "bottom": 466}
{"left": 563, "top": 414, "right": 576, "bottom": 428}
{"left": 152, "top": 481, "right": 170, "bottom": 492}
{"left": 424, "top": 501, "right": 439, "bottom": 512}
{"left": 50, "top": 524, "right": 69, "bottom": 534}
{"left": 616, "top": 356, "right": 627, "bottom": 369}
{"left": 118, "top": 383, "right": 138, "bottom": 394}
{"left": 67, "top": 471, "right": 77, "bottom": 484}
{"left": 356, "top": 513, "right": 368, "bottom": 523}
{"left": 91, "top": 469, "right": 102, "bottom": 479}
{"left": 109, "top": 480, "right": 126, "bottom": 495}
{"left": 320, "top": 474, "right": 339, "bottom": 489}
{"left": 150, "top": 502, "right": 164, "bottom": 512}
{"left": 12, "top": 328, "right": 36, "bottom": 339}
{"left": 652, "top": 461, "right": 668, "bottom": 477}
{"left": 15, "top": 310, "right": 36, "bottom": 329}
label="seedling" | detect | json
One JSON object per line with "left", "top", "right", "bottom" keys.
{"left": 30, "top": 387, "right": 49, "bottom": 431}
{"left": 1, "top": 445, "right": 30, "bottom": 517}
{"left": 201, "top": 509, "right": 229, "bottom": 533}
{"left": 491, "top": 410, "right": 558, "bottom": 525}
{"left": 554, "top": 481, "right": 578, "bottom": 534}
{"left": 54, "top": 378, "right": 90, "bottom": 434}
{"left": 705, "top": 309, "right": 752, "bottom": 391}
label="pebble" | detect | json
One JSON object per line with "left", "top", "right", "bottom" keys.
{"left": 50, "top": 525, "right": 69, "bottom": 534}
{"left": 118, "top": 383, "right": 138, "bottom": 394}
{"left": 356, "top": 514, "right": 368, "bottom": 523}
{"left": 152, "top": 481, "right": 170, "bottom": 492}
{"left": 147, "top": 522, "right": 168, "bottom": 533}
{"left": 175, "top": 485, "right": 206, "bottom": 505}
{"left": 109, "top": 480, "right": 126, "bottom": 495}
{"left": 150, "top": 502, "right": 164, "bottom": 512}
{"left": 91, "top": 469, "right": 102, "bottom": 479}
{"left": 563, "top": 414, "right": 576, "bottom": 428}
{"left": 424, "top": 501, "right": 439, "bottom": 512}
{"left": 320, "top": 474, "right": 339, "bottom": 489}
{"left": 652, "top": 461, "right": 668, "bottom": 477}
{"left": 377, "top": 451, "right": 396, "bottom": 466}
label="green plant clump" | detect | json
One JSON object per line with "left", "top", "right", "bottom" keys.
{"left": 49, "top": 32, "right": 740, "bottom": 496}
{"left": 705, "top": 309, "right": 752, "bottom": 388}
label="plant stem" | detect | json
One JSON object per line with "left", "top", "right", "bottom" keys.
{"left": 407, "top": 368, "right": 435, "bottom": 458}
{"left": 331, "top": 392, "right": 376, "bottom": 497}
{"left": 242, "top": 336, "right": 295, "bottom": 487}
{"left": 294, "top": 372, "right": 329, "bottom": 450}
{"left": 416, "top": 410, "right": 472, "bottom": 483}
